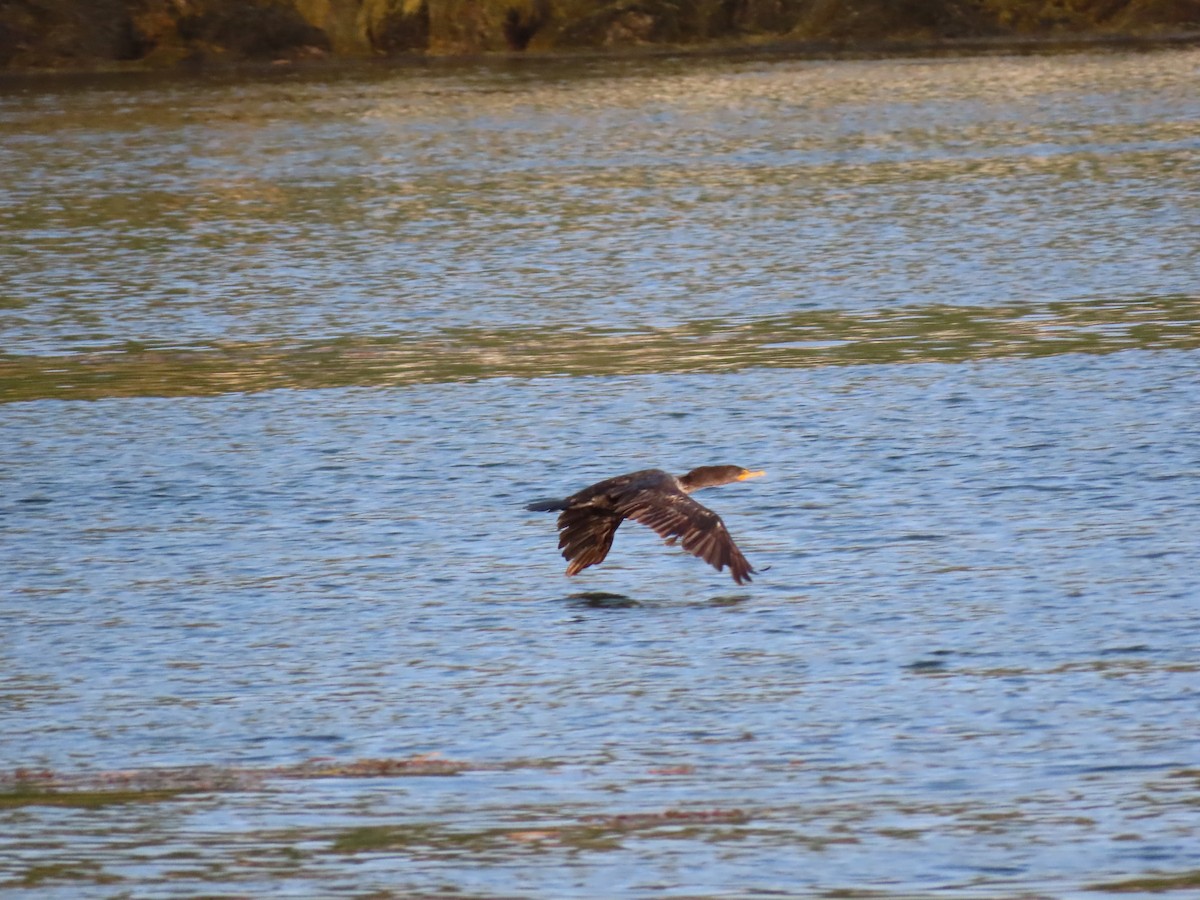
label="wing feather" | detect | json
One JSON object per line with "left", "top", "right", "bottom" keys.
{"left": 612, "top": 484, "right": 755, "bottom": 585}
{"left": 556, "top": 506, "right": 622, "bottom": 576}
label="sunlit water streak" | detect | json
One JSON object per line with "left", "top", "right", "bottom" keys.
{"left": 2, "top": 47, "right": 1200, "bottom": 898}
{"left": 2, "top": 294, "right": 1199, "bottom": 401}
{"left": 1, "top": 50, "right": 1198, "bottom": 354}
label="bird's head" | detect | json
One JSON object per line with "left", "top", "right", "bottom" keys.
{"left": 680, "top": 465, "right": 765, "bottom": 491}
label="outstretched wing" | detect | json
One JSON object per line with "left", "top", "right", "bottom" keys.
{"left": 614, "top": 486, "right": 755, "bottom": 585}
{"left": 556, "top": 506, "right": 622, "bottom": 576}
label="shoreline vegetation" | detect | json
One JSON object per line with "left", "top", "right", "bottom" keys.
{"left": 1, "top": 0, "right": 1198, "bottom": 75}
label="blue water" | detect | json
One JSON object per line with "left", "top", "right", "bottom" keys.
{"left": 2, "top": 47, "right": 1199, "bottom": 898}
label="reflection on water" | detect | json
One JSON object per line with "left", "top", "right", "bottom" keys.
{"left": 1, "top": 50, "right": 1198, "bottom": 355}
{"left": 2, "top": 47, "right": 1200, "bottom": 898}
{"left": 2, "top": 294, "right": 1198, "bottom": 401}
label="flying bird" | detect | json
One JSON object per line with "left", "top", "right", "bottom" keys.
{"left": 525, "top": 465, "right": 764, "bottom": 584}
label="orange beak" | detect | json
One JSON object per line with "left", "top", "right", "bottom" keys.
{"left": 737, "top": 469, "right": 766, "bottom": 481}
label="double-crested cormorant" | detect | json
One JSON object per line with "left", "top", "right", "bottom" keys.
{"left": 525, "top": 465, "right": 764, "bottom": 584}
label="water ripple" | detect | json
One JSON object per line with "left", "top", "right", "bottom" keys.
{"left": 2, "top": 295, "right": 1197, "bottom": 402}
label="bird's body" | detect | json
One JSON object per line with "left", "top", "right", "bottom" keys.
{"left": 525, "top": 465, "right": 764, "bottom": 584}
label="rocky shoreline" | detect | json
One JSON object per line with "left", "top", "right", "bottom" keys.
{"left": 1, "top": 0, "right": 1198, "bottom": 74}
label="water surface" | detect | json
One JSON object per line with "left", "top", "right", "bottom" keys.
{"left": 2, "top": 48, "right": 1199, "bottom": 898}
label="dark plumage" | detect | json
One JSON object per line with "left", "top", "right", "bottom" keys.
{"left": 525, "top": 465, "right": 764, "bottom": 584}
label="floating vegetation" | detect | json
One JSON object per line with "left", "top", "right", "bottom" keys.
{"left": 1, "top": 764, "right": 266, "bottom": 799}
{"left": 0, "top": 784, "right": 192, "bottom": 810}
{"left": 581, "top": 808, "right": 749, "bottom": 829}
{"left": 15, "top": 861, "right": 123, "bottom": 888}
{"left": 1088, "top": 870, "right": 1200, "bottom": 892}
{"left": 330, "top": 808, "right": 751, "bottom": 855}
{"left": 0, "top": 753, "right": 541, "bottom": 807}
{"left": 3, "top": 754, "right": 1196, "bottom": 890}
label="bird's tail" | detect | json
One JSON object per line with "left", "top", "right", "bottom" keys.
{"left": 525, "top": 498, "right": 567, "bottom": 512}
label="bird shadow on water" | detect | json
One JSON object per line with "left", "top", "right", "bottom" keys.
{"left": 561, "top": 590, "right": 753, "bottom": 609}
{"left": 705, "top": 593, "right": 753, "bottom": 607}
{"left": 563, "top": 591, "right": 644, "bottom": 609}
